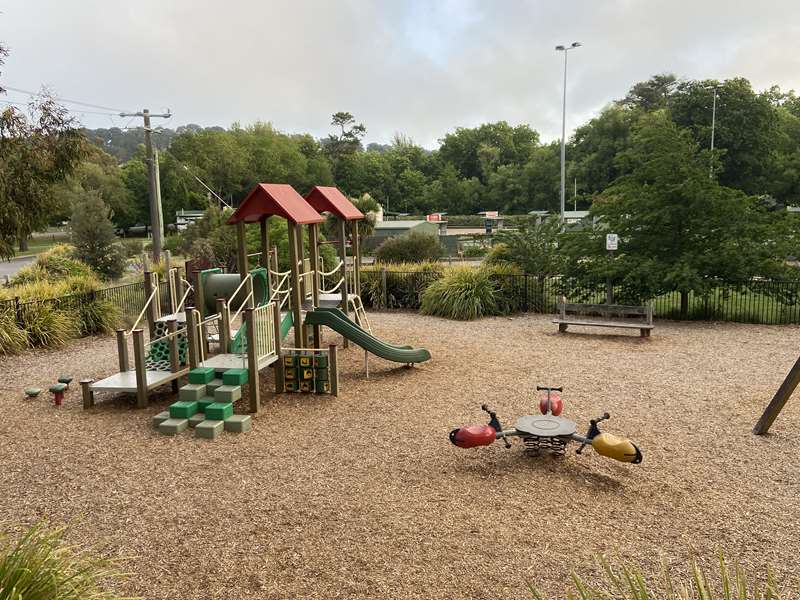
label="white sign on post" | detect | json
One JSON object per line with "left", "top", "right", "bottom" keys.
{"left": 606, "top": 233, "right": 619, "bottom": 251}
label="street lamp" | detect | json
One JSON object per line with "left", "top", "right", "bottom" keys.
{"left": 556, "top": 41, "right": 581, "bottom": 225}
{"left": 708, "top": 85, "right": 720, "bottom": 179}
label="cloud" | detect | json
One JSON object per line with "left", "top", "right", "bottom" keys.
{"left": 2, "top": 0, "right": 799, "bottom": 148}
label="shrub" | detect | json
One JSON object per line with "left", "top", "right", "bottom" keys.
{"left": 483, "top": 263, "right": 524, "bottom": 313}
{"left": 362, "top": 262, "right": 444, "bottom": 309}
{"left": 10, "top": 245, "right": 95, "bottom": 285}
{"left": 18, "top": 301, "right": 77, "bottom": 348}
{"left": 463, "top": 244, "right": 488, "bottom": 258}
{"left": 0, "top": 522, "right": 136, "bottom": 600}
{"left": 530, "top": 553, "right": 786, "bottom": 600}
{"left": 375, "top": 232, "right": 443, "bottom": 264}
{"left": 118, "top": 238, "right": 144, "bottom": 259}
{"left": 77, "top": 298, "right": 120, "bottom": 336}
{"left": 421, "top": 267, "right": 499, "bottom": 320}
{"left": 71, "top": 191, "right": 127, "bottom": 280}
{"left": 484, "top": 242, "right": 512, "bottom": 266}
{"left": 0, "top": 311, "right": 28, "bottom": 355}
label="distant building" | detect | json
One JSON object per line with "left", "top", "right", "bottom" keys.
{"left": 364, "top": 220, "right": 439, "bottom": 251}
{"left": 175, "top": 209, "right": 205, "bottom": 231}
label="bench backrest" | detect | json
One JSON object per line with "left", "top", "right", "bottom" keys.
{"left": 558, "top": 296, "right": 653, "bottom": 324}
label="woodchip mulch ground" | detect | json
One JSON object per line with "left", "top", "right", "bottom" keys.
{"left": 1, "top": 312, "right": 799, "bottom": 599}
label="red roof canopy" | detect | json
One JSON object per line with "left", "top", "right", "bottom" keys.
{"left": 227, "top": 183, "right": 325, "bottom": 225}
{"left": 304, "top": 186, "right": 364, "bottom": 221}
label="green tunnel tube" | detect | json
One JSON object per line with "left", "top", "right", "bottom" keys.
{"left": 202, "top": 268, "right": 269, "bottom": 314}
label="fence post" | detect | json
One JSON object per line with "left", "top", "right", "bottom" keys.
{"left": 380, "top": 267, "right": 387, "bottom": 309}
{"left": 80, "top": 379, "right": 94, "bottom": 409}
{"left": 14, "top": 296, "right": 22, "bottom": 327}
{"left": 523, "top": 275, "right": 529, "bottom": 312}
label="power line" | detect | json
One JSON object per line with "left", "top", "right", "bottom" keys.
{"left": 3, "top": 85, "right": 132, "bottom": 113}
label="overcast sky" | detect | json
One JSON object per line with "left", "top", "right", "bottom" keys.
{"left": 2, "top": 0, "right": 799, "bottom": 148}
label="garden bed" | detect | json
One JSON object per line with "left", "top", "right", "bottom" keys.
{"left": 0, "top": 313, "right": 798, "bottom": 598}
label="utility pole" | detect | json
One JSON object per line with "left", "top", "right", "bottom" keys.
{"left": 555, "top": 42, "right": 581, "bottom": 226}
{"left": 119, "top": 108, "right": 171, "bottom": 262}
{"left": 709, "top": 86, "right": 718, "bottom": 179}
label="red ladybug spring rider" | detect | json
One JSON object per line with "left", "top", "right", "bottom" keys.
{"left": 449, "top": 386, "right": 642, "bottom": 464}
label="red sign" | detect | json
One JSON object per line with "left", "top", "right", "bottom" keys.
{"left": 426, "top": 213, "right": 443, "bottom": 222}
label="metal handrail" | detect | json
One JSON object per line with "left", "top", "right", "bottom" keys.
{"left": 230, "top": 291, "right": 254, "bottom": 325}
{"left": 175, "top": 284, "right": 193, "bottom": 313}
{"left": 127, "top": 285, "right": 159, "bottom": 336}
{"left": 144, "top": 327, "right": 185, "bottom": 349}
{"left": 228, "top": 274, "right": 252, "bottom": 307}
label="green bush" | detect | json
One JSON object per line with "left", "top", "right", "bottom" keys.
{"left": 361, "top": 262, "right": 444, "bottom": 308}
{"left": 17, "top": 302, "right": 77, "bottom": 349}
{"left": 462, "top": 244, "right": 488, "bottom": 258}
{"left": 77, "top": 298, "right": 120, "bottom": 336}
{"left": 375, "top": 232, "right": 443, "bottom": 264}
{"left": 421, "top": 267, "right": 500, "bottom": 320}
{"left": 0, "top": 311, "right": 28, "bottom": 355}
{"left": 530, "top": 553, "right": 785, "bottom": 600}
{"left": 10, "top": 245, "right": 95, "bottom": 285}
{"left": 118, "top": 238, "right": 144, "bottom": 259}
{"left": 71, "top": 192, "right": 127, "bottom": 280}
{"left": 0, "top": 522, "right": 136, "bottom": 600}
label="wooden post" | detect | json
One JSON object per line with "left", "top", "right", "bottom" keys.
{"left": 143, "top": 271, "right": 156, "bottom": 338}
{"left": 295, "top": 223, "right": 306, "bottom": 300}
{"left": 132, "top": 329, "right": 148, "bottom": 409}
{"left": 329, "top": 343, "right": 339, "bottom": 397}
{"left": 80, "top": 379, "right": 94, "bottom": 409}
{"left": 185, "top": 307, "right": 199, "bottom": 369}
{"left": 167, "top": 319, "right": 180, "bottom": 392}
{"left": 260, "top": 218, "right": 273, "bottom": 299}
{"left": 116, "top": 329, "right": 129, "bottom": 372}
{"left": 272, "top": 298, "right": 285, "bottom": 393}
{"left": 194, "top": 270, "right": 205, "bottom": 318}
{"left": 339, "top": 219, "right": 350, "bottom": 317}
{"left": 753, "top": 355, "right": 800, "bottom": 435}
{"left": 309, "top": 222, "right": 322, "bottom": 348}
{"left": 244, "top": 308, "right": 260, "bottom": 414}
{"left": 287, "top": 222, "right": 304, "bottom": 349}
{"left": 164, "top": 250, "right": 175, "bottom": 313}
{"left": 353, "top": 220, "right": 361, "bottom": 295}
{"left": 141, "top": 252, "right": 150, "bottom": 272}
{"left": 380, "top": 266, "right": 388, "bottom": 309}
{"left": 236, "top": 221, "right": 248, "bottom": 278}
{"left": 218, "top": 298, "right": 231, "bottom": 352}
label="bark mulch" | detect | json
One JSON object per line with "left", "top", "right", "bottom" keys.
{"left": 0, "top": 312, "right": 798, "bottom": 598}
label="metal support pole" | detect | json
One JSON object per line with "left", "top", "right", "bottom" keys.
{"left": 559, "top": 50, "right": 568, "bottom": 226}
{"left": 132, "top": 329, "right": 148, "bottom": 409}
{"left": 260, "top": 218, "right": 272, "bottom": 295}
{"left": 244, "top": 308, "right": 260, "bottom": 414}
{"left": 116, "top": 329, "right": 129, "bottom": 372}
{"left": 273, "top": 301, "right": 285, "bottom": 394}
{"left": 309, "top": 223, "right": 322, "bottom": 348}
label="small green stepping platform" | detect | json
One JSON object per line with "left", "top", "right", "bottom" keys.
{"left": 224, "top": 415, "right": 252, "bottom": 433}
{"left": 152, "top": 411, "right": 171, "bottom": 428}
{"left": 24, "top": 388, "right": 42, "bottom": 398}
{"left": 188, "top": 413, "right": 206, "bottom": 428}
{"left": 222, "top": 368, "right": 248, "bottom": 386}
{"left": 170, "top": 400, "right": 198, "bottom": 419}
{"left": 188, "top": 367, "right": 216, "bottom": 384}
{"left": 205, "top": 402, "right": 233, "bottom": 420}
{"left": 158, "top": 418, "right": 188, "bottom": 435}
{"left": 49, "top": 383, "right": 67, "bottom": 393}
{"left": 58, "top": 375, "right": 73, "bottom": 386}
{"left": 178, "top": 383, "right": 206, "bottom": 402}
{"left": 197, "top": 397, "right": 215, "bottom": 413}
{"left": 196, "top": 419, "right": 224, "bottom": 439}
{"left": 214, "top": 385, "right": 241, "bottom": 404}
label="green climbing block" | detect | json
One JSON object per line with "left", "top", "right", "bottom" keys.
{"left": 188, "top": 367, "right": 216, "bottom": 384}
{"left": 316, "top": 381, "right": 330, "bottom": 394}
{"left": 195, "top": 419, "right": 224, "bottom": 439}
{"left": 214, "top": 385, "right": 241, "bottom": 404}
{"left": 285, "top": 367, "right": 297, "bottom": 380}
{"left": 222, "top": 368, "right": 248, "bottom": 386}
{"left": 49, "top": 383, "right": 67, "bottom": 393}
{"left": 58, "top": 374, "right": 73, "bottom": 385}
{"left": 285, "top": 380, "right": 297, "bottom": 392}
{"left": 300, "top": 368, "right": 314, "bottom": 381}
{"left": 152, "top": 410, "right": 171, "bottom": 428}
{"left": 188, "top": 413, "right": 206, "bottom": 428}
{"left": 283, "top": 355, "right": 297, "bottom": 367}
{"left": 205, "top": 402, "right": 233, "bottom": 420}
{"left": 197, "top": 397, "right": 215, "bottom": 413}
{"left": 206, "top": 379, "right": 224, "bottom": 395}
{"left": 299, "top": 380, "right": 313, "bottom": 393}
{"left": 169, "top": 400, "right": 198, "bottom": 419}
{"left": 158, "top": 418, "right": 188, "bottom": 435}
{"left": 178, "top": 383, "right": 205, "bottom": 402}
{"left": 313, "top": 355, "right": 328, "bottom": 368}
{"left": 298, "top": 355, "right": 312, "bottom": 368}
{"left": 224, "top": 415, "right": 252, "bottom": 433}
{"left": 24, "top": 388, "right": 42, "bottom": 398}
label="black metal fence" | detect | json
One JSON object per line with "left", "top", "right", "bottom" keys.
{"left": 358, "top": 269, "right": 800, "bottom": 325}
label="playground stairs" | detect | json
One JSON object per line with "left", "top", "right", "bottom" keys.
{"left": 155, "top": 367, "right": 252, "bottom": 440}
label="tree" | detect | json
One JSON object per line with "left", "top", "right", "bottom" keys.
{"left": 325, "top": 112, "right": 366, "bottom": 161}
{"left": 487, "top": 216, "right": 564, "bottom": 276}
{"left": 70, "top": 191, "right": 126, "bottom": 280}
{"left": 620, "top": 73, "right": 678, "bottom": 111}
{"left": 0, "top": 48, "right": 85, "bottom": 257}
{"left": 571, "top": 105, "right": 636, "bottom": 195}
{"left": 562, "top": 112, "right": 794, "bottom": 317}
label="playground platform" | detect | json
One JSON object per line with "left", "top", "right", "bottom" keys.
{"left": 89, "top": 369, "right": 186, "bottom": 393}
{"left": 200, "top": 352, "right": 279, "bottom": 371}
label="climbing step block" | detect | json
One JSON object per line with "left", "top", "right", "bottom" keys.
{"left": 178, "top": 384, "right": 206, "bottom": 402}
{"left": 49, "top": 383, "right": 67, "bottom": 393}
{"left": 299, "top": 356, "right": 312, "bottom": 368}
{"left": 299, "top": 381, "right": 313, "bottom": 393}
{"left": 315, "top": 368, "right": 329, "bottom": 382}
{"left": 214, "top": 385, "right": 241, "bottom": 404}
{"left": 313, "top": 355, "right": 328, "bottom": 368}
{"left": 300, "top": 368, "right": 314, "bottom": 381}
{"left": 283, "top": 355, "right": 297, "bottom": 367}
{"left": 188, "top": 413, "right": 206, "bottom": 428}
{"left": 197, "top": 397, "right": 215, "bottom": 413}
{"left": 316, "top": 381, "right": 330, "bottom": 394}
{"left": 152, "top": 411, "right": 171, "bottom": 428}
{"left": 196, "top": 419, "right": 224, "bottom": 439}
{"left": 222, "top": 368, "right": 248, "bottom": 386}
{"left": 285, "top": 381, "right": 297, "bottom": 392}
{"left": 169, "top": 400, "right": 198, "bottom": 419}
{"left": 285, "top": 367, "right": 297, "bottom": 380}
{"left": 206, "top": 379, "right": 224, "bottom": 395}
{"left": 188, "top": 367, "right": 216, "bottom": 385}
{"left": 224, "top": 415, "right": 252, "bottom": 433}
{"left": 205, "top": 402, "right": 233, "bottom": 421}
{"left": 158, "top": 418, "right": 188, "bottom": 435}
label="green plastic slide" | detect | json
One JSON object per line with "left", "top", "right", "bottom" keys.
{"left": 313, "top": 307, "right": 413, "bottom": 350}
{"left": 305, "top": 309, "right": 431, "bottom": 364}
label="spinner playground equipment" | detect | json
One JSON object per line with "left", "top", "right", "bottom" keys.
{"left": 81, "top": 183, "right": 430, "bottom": 412}
{"left": 449, "top": 386, "right": 642, "bottom": 464}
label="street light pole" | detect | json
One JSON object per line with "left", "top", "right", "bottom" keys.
{"left": 555, "top": 42, "right": 581, "bottom": 225}
{"left": 709, "top": 86, "right": 718, "bottom": 179}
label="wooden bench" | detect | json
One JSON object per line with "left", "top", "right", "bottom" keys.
{"left": 553, "top": 296, "right": 654, "bottom": 337}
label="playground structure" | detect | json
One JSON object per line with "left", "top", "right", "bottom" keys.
{"left": 753, "top": 353, "right": 800, "bottom": 434}
{"left": 80, "top": 183, "right": 430, "bottom": 423}
{"left": 449, "top": 386, "right": 642, "bottom": 464}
